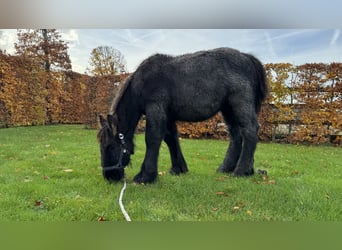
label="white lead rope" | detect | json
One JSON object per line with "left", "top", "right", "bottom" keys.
{"left": 118, "top": 178, "right": 132, "bottom": 222}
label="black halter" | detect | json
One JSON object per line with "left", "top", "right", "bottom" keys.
{"left": 102, "top": 133, "right": 130, "bottom": 171}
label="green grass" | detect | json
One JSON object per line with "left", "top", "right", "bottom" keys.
{"left": 0, "top": 125, "right": 341, "bottom": 221}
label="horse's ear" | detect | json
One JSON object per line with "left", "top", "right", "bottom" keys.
{"left": 99, "top": 115, "right": 106, "bottom": 128}
{"left": 107, "top": 114, "right": 113, "bottom": 126}
{"left": 112, "top": 114, "right": 119, "bottom": 128}
{"left": 107, "top": 114, "right": 118, "bottom": 134}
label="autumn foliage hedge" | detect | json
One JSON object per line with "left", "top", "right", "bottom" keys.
{"left": 0, "top": 50, "right": 341, "bottom": 144}
{"left": 0, "top": 50, "right": 128, "bottom": 129}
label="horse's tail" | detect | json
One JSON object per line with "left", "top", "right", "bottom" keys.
{"left": 245, "top": 54, "right": 268, "bottom": 113}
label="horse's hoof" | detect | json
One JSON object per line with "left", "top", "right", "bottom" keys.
{"left": 232, "top": 167, "right": 254, "bottom": 177}
{"left": 170, "top": 165, "right": 188, "bottom": 175}
{"left": 169, "top": 168, "right": 180, "bottom": 175}
{"left": 216, "top": 165, "right": 234, "bottom": 174}
{"left": 133, "top": 172, "right": 157, "bottom": 184}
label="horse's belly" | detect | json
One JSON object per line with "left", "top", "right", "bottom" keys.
{"left": 172, "top": 100, "right": 221, "bottom": 122}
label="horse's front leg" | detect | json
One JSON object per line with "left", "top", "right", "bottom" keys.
{"left": 134, "top": 106, "right": 166, "bottom": 184}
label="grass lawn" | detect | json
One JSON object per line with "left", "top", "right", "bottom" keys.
{"left": 0, "top": 125, "right": 341, "bottom": 221}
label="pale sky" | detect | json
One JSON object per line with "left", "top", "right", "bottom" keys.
{"left": 1, "top": 29, "right": 341, "bottom": 74}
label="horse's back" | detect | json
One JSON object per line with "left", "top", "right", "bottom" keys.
{"left": 132, "top": 48, "right": 265, "bottom": 122}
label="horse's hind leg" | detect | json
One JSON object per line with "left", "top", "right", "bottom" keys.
{"left": 164, "top": 122, "right": 188, "bottom": 175}
{"left": 233, "top": 113, "right": 259, "bottom": 176}
{"left": 217, "top": 113, "right": 242, "bottom": 173}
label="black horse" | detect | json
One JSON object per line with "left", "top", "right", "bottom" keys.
{"left": 98, "top": 48, "right": 268, "bottom": 184}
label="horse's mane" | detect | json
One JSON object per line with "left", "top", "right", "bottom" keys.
{"left": 109, "top": 75, "right": 132, "bottom": 114}
{"left": 109, "top": 54, "right": 171, "bottom": 115}
{"left": 97, "top": 75, "right": 131, "bottom": 143}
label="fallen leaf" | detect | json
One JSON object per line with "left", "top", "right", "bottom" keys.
{"left": 233, "top": 202, "right": 245, "bottom": 210}
{"left": 212, "top": 207, "right": 219, "bottom": 211}
{"left": 268, "top": 180, "right": 276, "bottom": 185}
{"left": 24, "top": 176, "right": 32, "bottom": 182}
{"left": 50, "top": 150, "right": 57, "bottom": 156}
{"left": 158, "top": 171, "right": 166, "bottom": 176}
{"left": 43, "top": 176, "right": 49, "bottom": 180}
{"left": 252, "top": 175, "right": 276, "bottom": 185}
{"left": 34, "top": 200, "right": 42, "bottom": 206}
{"left": 215, "top": 176, "right": 228, "bottom": 181}
{"left": 216, "top": 191, "right": 225, "bottom": 195}
{"left": 246, "top": 210, "right": 253, "bottom": 216}
{"left": 98, "top": 216, "right": 105, "bottom": 221}
{"left": 237, "top": 202, "right": 245, "bottom": 208}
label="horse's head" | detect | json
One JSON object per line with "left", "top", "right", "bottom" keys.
{"left": 97, "top": 114, "right": 131, "bottom": 182}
